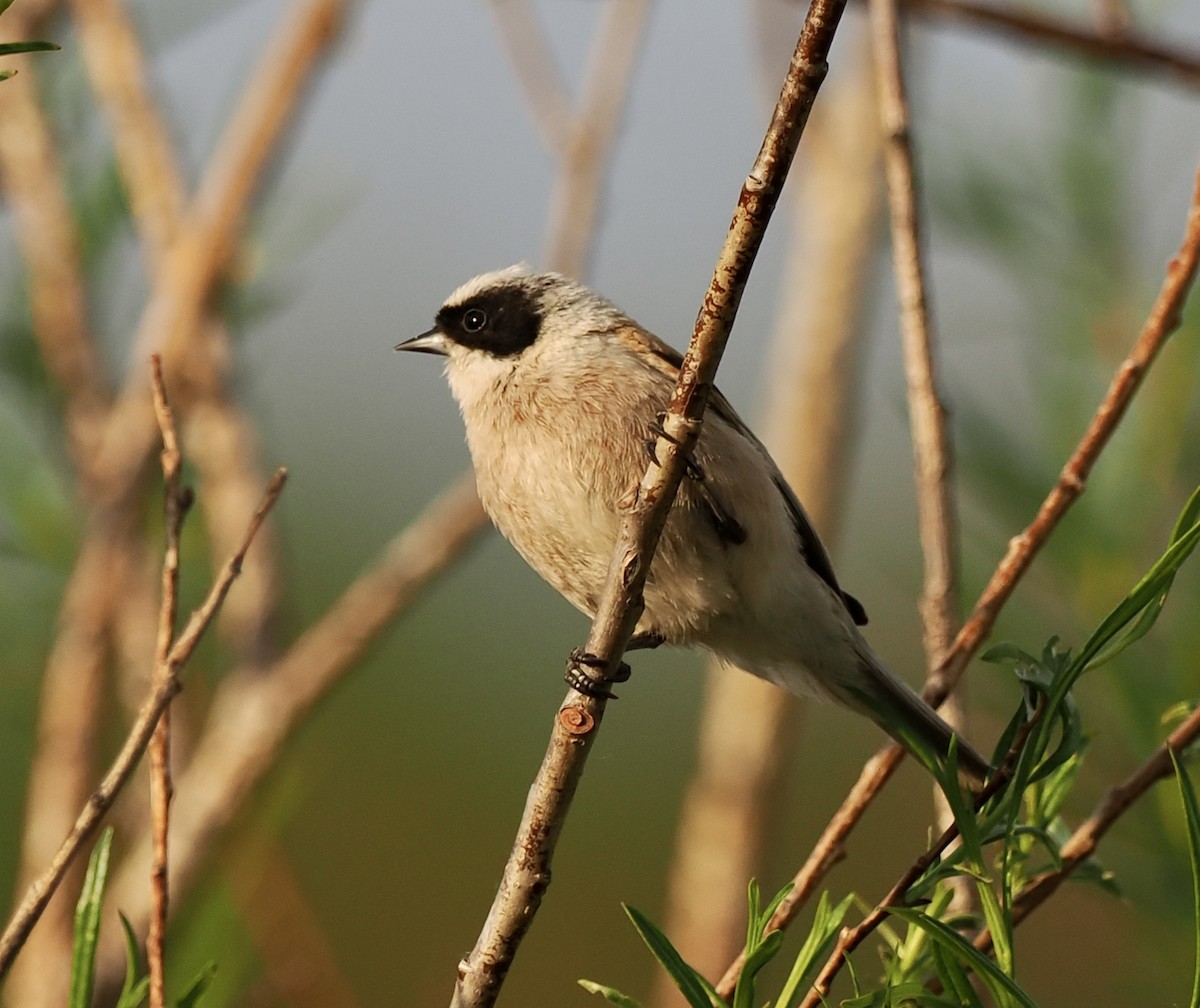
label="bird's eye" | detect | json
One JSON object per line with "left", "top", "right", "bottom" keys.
{"left": 462, "top": 308, "right": 488, "bottom": 333}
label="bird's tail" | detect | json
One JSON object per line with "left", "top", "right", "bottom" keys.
{"left": 843, "top": 643, "right": 992, "bottom": 790}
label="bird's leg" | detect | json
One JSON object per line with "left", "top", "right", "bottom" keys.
{"left": 565, "top": 649, "right": 632, "bottom": 700}
{"left": 645, "top": 412, "right": 706, "bottom": 482}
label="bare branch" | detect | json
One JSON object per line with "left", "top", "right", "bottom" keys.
{"left": 92, "top": 473, "right": 488, "bottom": 991}
{"left": 0, "top": 8, "right": 110, "bottom": 462}
{"left": 67, "top": 0, "right": 187, "bottom": 258}
{"left": 450, "top": 3, "right": 851, "bottom": 1003}
{"left": 93, "top": 0, "right": 350, "bottom": 497}
{"left": 661, "top": 32, "right": 882, "bottom": 997}
{"left": 872, "top": 0, "right": 959, "bottom": 667}
{"left": 148, "top": 358, "right": 187, "bottom": 1008}
{"left": 871, "top": 0, "right": 976, "bottom": 917}
{"left": 716, "top": 152, "right": 1200, "bottom": 982}
{"left": 901, "top": 0, "right": 1200, "bottom": 90}
{"left": 0, "top": 469, "right": 287, "bottom": 982}
{"left": 486, "top": 0, "right": 573, "bottom": 155}
{"left": 541, "top": 0, "right": 653, "bottom": 277}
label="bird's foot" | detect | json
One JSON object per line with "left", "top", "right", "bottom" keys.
{"left": 564, "top": 649, "right": 632, "bottom": 700}
{"left": 644, "top": 412, "right": 705, "bottom": 481}
{"left": 627, "top": 631, "right": 665, "bottom": 651}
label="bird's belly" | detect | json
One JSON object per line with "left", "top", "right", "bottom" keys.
{"left": 473, "top": 448, "right": 732, "bottom": 643}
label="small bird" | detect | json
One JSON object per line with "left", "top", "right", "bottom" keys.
{"left": 397, "top": 265, "right": 990, "bottom": 785}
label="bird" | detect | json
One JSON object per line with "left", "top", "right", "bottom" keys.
{"left": 396, "top": 264, "right": 990, "bottom": 786}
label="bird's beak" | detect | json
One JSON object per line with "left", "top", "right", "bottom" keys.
{"left": 395, "top": 327, "right": 449, "bottom": 356}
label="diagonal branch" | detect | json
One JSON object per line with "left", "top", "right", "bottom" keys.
{"left": 94, "top": 473, "right": 488, "bottom": 991}
{"left": 449, "top": 3, "right": 850, "bottom": 1004}
{"left": 0, "top": 467, "right": 287, "bottom": 982}
{"left": 717, "top": 153, "right": 1200, "bottom": 985}
{"left": 901, "top": 0, "right": 1200, "bottom": 90}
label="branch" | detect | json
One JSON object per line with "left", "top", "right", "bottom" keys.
{"left": 872, "top": 0, "right": 959, "bottom": 666}
{"left": 93, "top": 473, "right": 488, "bottom": 992}
{"left": 661, "top": 30, "right": 882, "bottom": 992}
{"left": 92, "top": 0, "right": 349, "bottom": 498}
{"left": 901, "top": 0, "right": 1200, "bottom": 90}
{"left": 716, "top": 152, "right": 1200, "bottom": 983}
{"left": 797, "top": 769, "right": 1014, "bottom": 1008}
{"left": 0, "top": 468, "right": 287, "bottom": 982}
{"left": 541, "top": 0, "right": 653, "bottom": 277}
{"left": 491, "top": 0, "right": 654, "bottom": 278}
{"left": 147, "top": 358, "right": 187, "bottom": 1008}
{"left": 449, "top": 3, "right": 850, "bottom": 1004}
{"left": 871, "top": 0, "right": 975, "bottom": 917}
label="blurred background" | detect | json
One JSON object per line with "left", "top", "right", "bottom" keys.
{"left": 1, "top": 0, "right": 1200, "bottom": 1004}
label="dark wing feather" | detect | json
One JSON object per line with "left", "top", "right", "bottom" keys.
{"left": 619, "top": 323, "right": 868, "bottom": 627}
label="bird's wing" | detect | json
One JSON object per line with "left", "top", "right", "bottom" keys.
{"left": 616, "top": 323, "right": 868, "bottom": 627}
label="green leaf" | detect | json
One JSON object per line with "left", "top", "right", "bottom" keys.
{"left": 174, "top": 962, "right": 217, "bottom": 1008}
{"left": 1075, "top": 493, "right": 1200, "bottom": 675}
{"left": 0, "top": 40, "right": 59, "bottom": 55}
{"left": 734, "top": 929, "right": 783, "bottom": 1008}
{"left": 577, "top": 980, "right": 646, "bottom": 1007}
{"left": 887, "top": 907, "right": 1039, "bottom": 1008}
{"left": 775, "top": 892, "right": 854, "bottom": 1008}
{"left": 624, "top": 904, "right": 724, "bottom": 1008}
{"left": 116, "top": 913, "right": 149, "bottom": 1008}
{"left": 0, "top": 0, "right": 16, "bottom": 18}
{"left": 69, "top": 827, "right": 114, "bottom": 1008}
{"left": 1172, "top": 753, "right": 1200, "bottom": 1008}
{"left": 930, "top": 937, "right": 984, "bottom": 1008}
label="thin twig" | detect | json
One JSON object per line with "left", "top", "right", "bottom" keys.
{"left": 490, "top": 0, "right": 654, "bottom": 279}
{"left": 901, "top": 0, "right": 1200, "bottom": 90}
{"left": 871, "top": 0, "right": 959, "bottom": 673}
{"left": 870, "top": 0, "right": 975, "bottom": 918}
{"left": 92, "top": 0, "right": 349, "bottom": 497}
{"left": 660, "top": 34, "right": 882, "bottom": 998}
{"left": 797, "top": 770, "right": 1013, "bottom": 1008}
{"left": 94, "top": 474, "right": 487, "bottom": 992}
{"left": 450, "top": 4, "right": 850, "bottom": 1004}
{"left": 541, "top": 0, "right": 653, "bottom": 277}
{"left": 0, "top": 469, "right": 287, "bottom": 982}
{"left": 716, "top": 154, "right": 1200, "bottom": 987}
{"left": 148, "top": 357, "right": 187, "bottom": 1008}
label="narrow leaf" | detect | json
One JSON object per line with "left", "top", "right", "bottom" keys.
{"left": 174, "top": 962, "right": 217, "bottom": 1008}
{"left": 1172, "top": 753, "right": 1200, "bottom": 1008}
{"left": 69, "top": 827, "right": 114, "bottom": 1008}
{"left": 624, "top": 905, "right": 723, "bottom": 1008}
{"left": 0, "top": 40, "right": 59, "bottom": 55}
{"left": 116, "top": 912, "right": 149, "bottom": 1008}
{"left": 577, "top": 979, "right": 646, "bottom": 1008}
{"left": 888, "top": 907, "right": 1038, "bottom": 1008}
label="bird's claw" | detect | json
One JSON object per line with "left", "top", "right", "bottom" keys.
{"left": 645, "top": 412, "right": 705, "bottom": 481}
{"left": 565, "top": 649, "right": 632, "bottom": 700}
